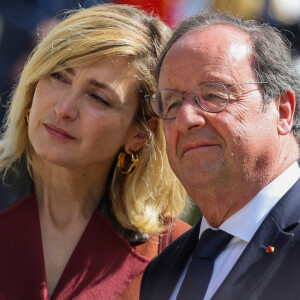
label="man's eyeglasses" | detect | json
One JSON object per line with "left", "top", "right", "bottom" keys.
{"left": 145, "top": 82, "right": 268, "bottom": 120}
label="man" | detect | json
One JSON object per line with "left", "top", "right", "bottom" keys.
{"left": 140, "top": 11, "right": 300, "bottom": 300}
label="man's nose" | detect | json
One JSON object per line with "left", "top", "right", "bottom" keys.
{"left": 176, "top": 94, "right": 206, "bottom": 133}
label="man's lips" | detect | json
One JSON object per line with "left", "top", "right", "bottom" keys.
{"left": 182, "top": 142, "right": 219, "bottom": 154}
{"left": 44, "top": 124, "right": 75, "bottom": 139}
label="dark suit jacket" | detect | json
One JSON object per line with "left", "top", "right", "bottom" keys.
{"left": 140, "top": 176, "right": 300, "bottom": 300}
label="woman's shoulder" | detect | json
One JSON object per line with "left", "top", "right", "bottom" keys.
{"left": 0, "top": 193, "right": 36, "bottom": 218}
{"left": 0, "top": 164, "right": 33, "bottom": 212}
{"left": 157, "top": 218, "right": 191, "bottom": 253}
{"left": 170, "top": 218, "right": 192, "bottom": 242}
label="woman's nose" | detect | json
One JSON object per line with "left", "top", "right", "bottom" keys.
{"left": 54, "top": 92, "right": 79, "bottom": 120}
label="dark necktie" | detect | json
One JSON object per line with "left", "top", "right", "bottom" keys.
{"left": 176, "top": 229, "right": 233, "bottom": 300}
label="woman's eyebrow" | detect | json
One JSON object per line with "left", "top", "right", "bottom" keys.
{"left": 89, "top": 79, "right": 116, "bottom": 96}
{"left": 89, "top": 79, "right": 109, "bottom": 90}
{"left": 64, "top": 67, "right": 114, "bottom": 92}
{"left": 65, "top": 67, "right": 75, "bottom": 75}
{"left": 89, "top": 79, "right": 122, "bottom": 102}
{"left": 64, "top": 68, "right": 120, "bottom": 100}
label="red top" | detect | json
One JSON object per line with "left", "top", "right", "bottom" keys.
{"left": 0, "top": 194, "right": 149, "bottom": 299}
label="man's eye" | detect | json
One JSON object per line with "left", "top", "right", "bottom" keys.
{"left": 167, "top": 101, "right": 181, "bottom": 112}
{"left": 202, "top": 93, "right": 227, "bottom": 103}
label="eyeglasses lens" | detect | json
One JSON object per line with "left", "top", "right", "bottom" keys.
{"left": 150, "top": 83, "right": 229, "bottom": 119}
{"left": 196, "top": 83, "right": 229, "bottom": 113}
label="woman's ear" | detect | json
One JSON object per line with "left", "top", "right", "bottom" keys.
{"left": 124, "top": 117, "right": 158, "bottom": 153}
{"left": 276, "top": 91, "right": 295, "bottom": 135}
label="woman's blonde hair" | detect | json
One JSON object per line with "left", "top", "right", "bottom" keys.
{"left": 0, "top": 4, "right": 186, "bottom": 235}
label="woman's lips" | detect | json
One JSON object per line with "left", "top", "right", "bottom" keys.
{"left": 44, "top": 123, "right": 75, "bottom": 140}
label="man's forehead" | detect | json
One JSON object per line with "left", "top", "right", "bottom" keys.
{"left": 168, "top": 25, "right": 251, "bottom": 57}
{"left": 159, "top": 25, "right": 254, "bottom": 88}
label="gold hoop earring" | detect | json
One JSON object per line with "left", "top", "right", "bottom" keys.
{"left": 24, "top": 109, "right": 30, "bottom": 125}
{"left": 117, "top": 151, "right": 138, "bottom": 174}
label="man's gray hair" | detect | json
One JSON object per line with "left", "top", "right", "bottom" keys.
{"left": 157, "top": 10, "right": 300, "bottom": 144}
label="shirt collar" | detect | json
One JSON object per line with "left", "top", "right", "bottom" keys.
{"left": 200, "top": 161, "right": 300, "bottom": 242}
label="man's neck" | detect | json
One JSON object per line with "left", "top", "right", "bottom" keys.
{"left": 189, "top": 146, "right": 299, "bottom": 228}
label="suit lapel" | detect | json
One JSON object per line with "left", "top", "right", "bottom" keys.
{"left": 213, "top": 177, "right": 300, "bottom": 299}
{"left": 158, "top": 220, "right": 201, "bottom": 299}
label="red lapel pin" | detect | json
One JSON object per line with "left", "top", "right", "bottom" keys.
{"left": 266, "top": 245, "right": 275, "bottom": 253}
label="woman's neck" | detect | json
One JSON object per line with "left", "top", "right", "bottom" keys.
{"left": 32, "top": 158, "right": 111, "bottom": 227}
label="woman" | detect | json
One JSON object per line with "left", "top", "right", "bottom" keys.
{"left": 0, "top": 4, "right": 189, "bottom": 300}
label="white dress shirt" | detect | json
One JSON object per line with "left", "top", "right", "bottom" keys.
{"left": 170, "top": 161, "right": 300, "bottom": 300}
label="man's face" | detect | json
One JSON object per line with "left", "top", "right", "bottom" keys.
{"left": 159, "top": 26, "right": 281, "bottom": 207}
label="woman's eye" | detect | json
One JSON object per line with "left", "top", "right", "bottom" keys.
{"left": 90, "top": 94, "right": 111, "bottom": 107}
{"left": 50, "top": 72, "right": 66, "bottom": 82}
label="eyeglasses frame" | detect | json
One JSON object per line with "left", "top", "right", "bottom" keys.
{"left": 145, "top": 81, "right": 268, "bottom": 120}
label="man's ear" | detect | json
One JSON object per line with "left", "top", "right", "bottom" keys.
{"left": 124, "top": 117, "right": 158, "bottom": 153}
{"left": 147, "top": 117, "right": 158, "bottom": 134}
{"left": 276, "top": 91, "right": 295, "bottom": 135}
